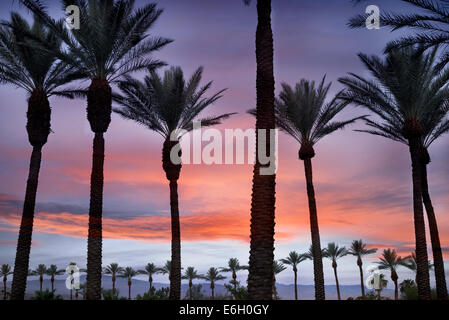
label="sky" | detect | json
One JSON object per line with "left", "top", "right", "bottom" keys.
{"left": 1, "top": 0, "right": 449, "bottom": 290}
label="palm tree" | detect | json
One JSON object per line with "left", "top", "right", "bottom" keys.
{"left": 243, "top": 0, "right": 277, "bottom": 300}
{"left": 0, "top": 13, "right": 82, "bottom": 300}
{"left": 348, "top": 240, "right": 377, "bottom": 299}
{"left": 339, "top": 46, "right": 449, "bottom": 299}
{"left": 280, "top": 251, "right": 307, "bottom": 300}
{"left": 220, "top": 258, "right": 248, "bottom": 299}
{"left": 404, "top": 252, "right": 434, "bottom": 284}
{"left": 119, "top": 267, "right": 137, "bottom": 300}
{"left": 182, "top": 267, "right": 203, "bottom": 300}
{"left": 1, "top": 265, "right": 13, "bottom": 300}
{"left": 323, "top": 243, "right": 348, "bottom": 300}
{"left": 273, "top": 77, "right": 363, "bottom": 300}
{"left": 370, "top": 273, "right": 388, "bottom": 300}
{"left": 376, "top": 249, "right": 409, "bottom": 300}
{"left": 138, "top": 263, "right": 161, "bottom": 294}
{"left": 20, "top": 0, "right": 172, "bottom": 300}
{"left": 30, "top": 264, "right": 47, "bottom": 293}
{"left": 114, "top": 66, "right": 232, "bottom": 300}
{"left": 46, "top": 265, "right": 64, "bottom": 292}
{"left": 203, "top": 268, "right": 226, "bottom": 300}
{"left": 272, "top": 261, "right": 286, "bottom": 300}
{"left": 103, "top": 263, "right": 124, "bottom": 295}
{"left": 160, "top": 260, "right": 172, "bottom": 280}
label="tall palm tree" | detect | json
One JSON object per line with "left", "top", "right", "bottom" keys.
{"left": 46, "top": 265, "right": 64, "bottom": 292}
{"left": 20, "top": 0, "right": 172, "bottom": 300}
{"left": 272, "top": 261, "right": 286, "bottom": 300}
{"left": 339, "top": 46, "right": 449, "bottom": 299}
{"left": 348, "top": 240, "right": 377, "bottom": 299}
{"left": 243, "top": 0, "right": 277, "bottom": 300}
{"left": 114, "top": 66, "right": 232, "bottom": 300}
{"left": 0, "top": 13, "right": 82, "bottom": 300}
{"left": 1, "top": 265, "right": 13, "bottom": 300}
{"left": 203, "top": 267, "right": 226, "bottom": 300}
{"left": 404, "top": 251, "right": 434, "bottom": 284}
{"left": 138, "top": 263, "right": 161, "bottom": 294}
{"left": 273, "top": 78, "right": 363, "bottom": 300}
{"left": 323, "top": 242, "right": 348, "bottom": 300}
{"left": 30, "top": 264, "right": 47, "bottom": 293}
{"left": 182, "top": 267, "right": 202, "bottom": 300}
{"left": 376, "top": 249, "right": 409, "bottom": 300}
{"left": 220, "top": 258, "right": 248, "bottom": 299}
{"left": 119, "top": 267, "right": 137, "bottom": 300}
{"left": 103, "top": 263, "right": 124, "bottom": 295}
{"left": 280, "top": 251, "right": 307, "bottom": 300}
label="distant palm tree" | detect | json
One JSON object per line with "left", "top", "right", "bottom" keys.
{"left": 272, "top": 77, "right": 362, "bottom": 300}
{"left": 138, "top": 263, "right": 161, "bottom": 294}
{"left": 376, "top": 249, "right": 409, "bottom": 300}
{"left": 114, "top": 66, "right": 232, "bottom": 300}
{"left": 348, "top": 240, "right": 377, "bottom": 299}
{"left": 243, "top": 0, "right": 277, "bottom": 300}
{"left": 30, "top": 264, "right": 47, "bottom": 293}
{"left": 1, "top": 264, "right": 13, "bottom": 300}
{"left": 280, "top": 251, "right": 307, "bottom": 300}
{"left": 104, "top": 263, "right": 124, "bottom": 295}
{"left": 120, "top": 267, "right": 137, "bottom": 300}
{"left": 20, "top": 0, "right": 172, "bottom": 300}
{"left": 220, "top": 258, "right": 248, "bottom": 299}
{"left": 404, "top": 252, "right": 434, "bottom": 284}
{"left": 46, "top": 265, "right": 64, "bottom": 292}
{"left": 182, "top": 267, "right": 203, "bottom": 300}
{"left": 272, "top": 261, "right": 286, "bottom": 300}
{"left": 339, "top": 46, "right": 449, "bottom": 299}
{"left": 160, "top": 260, "right": 172, "bottom": 280}
{"left": 203, "top": 268, "right": 226, "bottom": 300}
{"left": 0, "top": 13, "right": 82, "bottom": 300}
{"left": 323, "top": 243, "right": 348, "bottom": 300}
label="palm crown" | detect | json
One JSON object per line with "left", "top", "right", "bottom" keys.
{"left": 120, "top": 267, "right": 137, "bottom": 280}
{"left": 46, "top": 264, "right": 64, "bottom": 276}
{"left": 273, "top": 261, "right": 286, "bottom": 275}
{"left": 1, "top": 264, "right": 12, "bottom": 276}
{"left": 377, "top": 249, "right": 409, "bottom": 272}
{"left": 104, "top": 263, "right": 124, "bottom": 276}
{"left": 280, "top": 251, "right": 307, "bottom": 269}
{"left": 182, "top": 267, "right": 202, "bottom": 281}
{"left": 348, "top": 240, "right": 377, "bottom": 258}
{"left": 221, "top": 258, "right": 248, "bottom": 274}
{"left": 404, "top": 251, "right": 434, "bottom": 272}
{"left": 160, "top": 260, "right": 172, "bottom": 276}
{"left": 203, "top": 267, "right": 226, "bottom": 283}
{"left": 323, "top": 242, "right": 348, "bottom": 262}
{"left": 138, "top": 263, "right": 160, "bottom": 276}
{"left": 30, "top": 264, "right": 47, "bottom": 276}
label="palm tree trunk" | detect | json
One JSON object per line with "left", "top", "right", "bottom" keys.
{"left": 394, "top": 279, "right": 398, "bottom": 300}
{"left": 112, "top": 276, "right": 116, "bottom": 295}
{"left": 128, "top": 282, "right": 131, "bottom": 300}
{"left": 169, "top": 180, "right": 181, "bottom": 300}
{"left": 51, "top": 277, "right": 54, "bottom": 292}
{"left": 4, "top": 277, "right": 7, "bottom": 300}
{"left": 39, "top": 276, "right": 43, "bottom": 292}
{"left": 294, "top": 270, "right": 298, "bottom": 300}
{"left": 211, "top": 283, "right": 215, "bottom": 300}
{"left": 407, "top": 137, "right": 431, "bottom": 299}
{"left": 358, "top": 262, "right": 365, "bottom": 299}
{"left": 149, "top": 276, "right": 153, "bottom": 294}
{"left": 421, "top": 163, "right": 448, "bottom": 300}
{"left": 189, "top": 282, "right": 193, "bottom": 300}
{"left": 303, "top": 158, "right": 325, "bottom": 300}
{"left": 11, "top": 146, "right": 43, "bottom": 300}
{"left": 247, "top": 0, "right": 277, "bottom": 300}
{"left": 86, "top": 132, "right": 105, "bottom": 300}
{"left": 333, "top": 266, "right": 341, "bottom": 300}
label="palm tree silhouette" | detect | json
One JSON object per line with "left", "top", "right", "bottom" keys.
{"left": 114, "top": 66, "right": 232, "bottom": 299}
{"left": 138, "top": 263, "right": 161, "bottom": 294}
{"left": 1, "top": 265, "right": 13, "bottom": 300}
{"left": 272, "top": 77, "right": 363, "bottom": 300}
{"left": 403, "top": 251, "right": 434, "bottom": 284}
{"left": 103, "top": 263, "right": 124, "bottom": 296}
{"left": 280, "top": 251, "right": 307, "bottom": 300}
{"left": 243, "top": 0, "right": 277, "bottom": 300}
{"left": 348, "top": 240, "right": 377, "bottom": 299}
{"left": 339, "top": 46, "right": 449, "bottom": 299}
{"left": 376, "top": 249, "right": 409, "bottom": 300}
{"left": 46, "top": 265, "right": 64, "bottom": 292}
{"left": 119, "top": 267, "right": 137, "bottom": 300}
{"left": 20, "top": 0, "right": 172, "bottom": 300}
{"left": 182, "top": 267, "right": 203, "bottom": 300}
{"left": 0, "top": 13, "right": 82, "bottom": 300}
{"left": 323, "top": 243, "right": 348, "bottom": 300}
{"left": 272, "top": 261, "right": 286, "bottom": 300}
{"left": 203, "top": 267, "right": 226, "bottom": 300}
{"left": 30, "top": 264, "right": 47, "bottom": 293}
{"left": 220, "top": 258, "right": 248, "bottom": 299}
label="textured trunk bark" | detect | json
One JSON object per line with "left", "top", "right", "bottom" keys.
{"left": 112, "top": 276, "right": 116, "bottom": 295}
{"left": 3, "top": 278, "right": 6, "bottom": 300}
{"left": 39, "top": 276, "right": 43, "bottom": 292}
{"left": 128, "top": 283, "right": 131, "bottom": 300}
{"left": 294, "top": 270, "right": 298, "bottom": 300}
{"left": 149, "top": 276, "right": 153, "bottom": 294}
{"left": 407, "top": 137, "right": 431, "bottom": 300}
{"left": 189, "top": 282, "right": 193, "bottom": 300}
{"left": 333, "top": 266, "right": 341, "bottom": 300}
{"left": 421, "top": 164, "right": 448, "bottom": 300}
{"left": 303, "top": 158, "right": 325, "bottom": 300}
{"left": 211, "top": 284, "right": 215, "bottom": 300}
{"left": 248, "top": 0, "right": 277, "bottom": 300}
{"left": 11, "top": 146, "right": 43, "bottom": 300}
{"left": 394, "top": 279, "right": 398, "bottom": 300}
{"left": 169, "top": 180, "right": 181, "bottom": 300}
{"left": 86, "top": 133, "right": 105, "bottom": 300}
{"left": 51, "top": 276, "right": 54, "bottom": 292}
{"left": 358, "top": 261, "right": 365, "bottom": 299}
